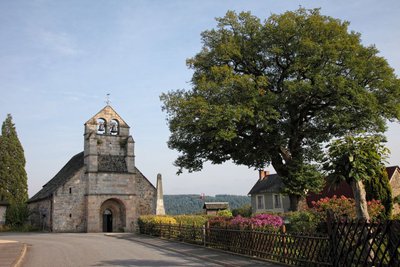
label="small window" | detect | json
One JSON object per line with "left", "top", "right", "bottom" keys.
{"left": 69, "top": 187, "right": 72, "bottom": 194}
{"left": 256, "top": 195, "right": 264, "bottom": 210}
{"left": 274, "top": 194, "right": 281, "bottom": 209}
{"left": 69, "top": 213, "right": 72, "bottom": 218}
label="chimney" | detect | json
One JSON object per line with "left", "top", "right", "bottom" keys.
{"left": 259, "top": 170, "right": 270, "bottom": 180}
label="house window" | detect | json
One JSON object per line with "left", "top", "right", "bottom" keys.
{"left": 256, "top": 195, "right": 264, "bottom": 210}
{"left": 274, "top": 194, "right": 281, "bottom": 209}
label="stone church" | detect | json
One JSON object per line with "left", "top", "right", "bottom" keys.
{"left": 28, "top": 105, "right": 158, "bottom": 232}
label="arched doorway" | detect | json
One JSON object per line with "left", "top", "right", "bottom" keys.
{"left": 100, "top": 198, "right": 126, "bottom": 232}
{"left": 102, "top": 209, "right": 113, "bottom": 232}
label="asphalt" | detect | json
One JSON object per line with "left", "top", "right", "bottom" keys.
{"left": 0, "top": 239, "right": 26, "bottom": 267}
{"left": 0, "top": 233, "right": 284, "bottom": 267}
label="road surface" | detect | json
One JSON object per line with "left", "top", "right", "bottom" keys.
{"left": 0, "top": 233, "right": 282, "bottom": 266}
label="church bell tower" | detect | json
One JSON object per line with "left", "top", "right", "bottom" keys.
{"left": 83, "top": 105, "right": 135, "bottom": 174}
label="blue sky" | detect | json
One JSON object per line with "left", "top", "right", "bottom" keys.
{"left": 0, "top": 0, "right": 399, "bottom": 197}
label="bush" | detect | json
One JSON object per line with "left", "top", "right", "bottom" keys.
{"left": 232, "top": 204, "right": 252, "bottom": 217}
{"left": 208, "top": 216, "right": 231, "bottom": 228}
{"left": 209, "top": 213, "right": 283, "bottom": 231}
{"left": 310, "top": 195, "right": 385, "bottom": 221}
{"left": 5, "top": 203, "right": 29, "bottom": 227}
{"left": 173, "top": 215, "right": 208, "bottom": 226}
{"left": 285, "top": 211, "right": 319, "bottom": 233}
{"left": 216, "top": 209, "right": 233, "bottom": 217}
{"left": 138, "top": 215, "right": 177, "bottom": 225}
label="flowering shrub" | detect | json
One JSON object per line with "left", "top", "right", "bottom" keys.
{"left": 311, "top": 195, "right": 385, "bottom": 221}
{"left": 210, "top": 213, "right": 283, "bottom": 231}
{"left": 208, "top": 216, "right": 231, "bottom": 228}
{"left": 251, "top": 214, "right": 283, "bottom": 229}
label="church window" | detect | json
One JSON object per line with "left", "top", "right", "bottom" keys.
{"left": 110, "top": 119, "right": 119, "bottom": 135}
{"left": 97, "top": 118, "right": 106, "bottom": 134}
{"left": 69, "top": 187, "right": 72, "bottom": 194}
{"left": 69, "top": 213, "right": 72, "bottom": 218}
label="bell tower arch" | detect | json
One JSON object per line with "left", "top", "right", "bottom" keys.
{"left": 83, "top": 105, "right": 135, "bottom": 174}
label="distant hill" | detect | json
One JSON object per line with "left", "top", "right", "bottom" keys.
{"left": 164, "top": 194, "right": 251, "bottom": 215}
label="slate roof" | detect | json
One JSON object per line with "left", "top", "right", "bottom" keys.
{"left": 203, "top": 202, "right": 229, "bottom": 210}
{"left": 248, "top": 174, "right": 285, "bottom": 195}
{"left": 28, "top": 151, "right": 156, "bottom": 203}
{"left": 28, "top": 152, "right": 84, "bottom": 203}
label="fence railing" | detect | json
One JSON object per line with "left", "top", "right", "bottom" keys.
{"left": 138, "top": 218, "right": 400, "bottom": 266}
{"left": 138, "top": 222, "right": 331, "bottom": 266}
{"left": 327, "top": 217, "right": 400, "bottom": 267}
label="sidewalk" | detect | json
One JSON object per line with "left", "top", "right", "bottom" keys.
{"left": 109, "top": 234, "right": 285, "bottom": 266}
{"left": 0, "top": 240, "right": 26, "bottom": 267}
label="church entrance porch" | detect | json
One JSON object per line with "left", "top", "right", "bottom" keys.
{"left": 100, "top": 198, "right": 126, "bottom": 232}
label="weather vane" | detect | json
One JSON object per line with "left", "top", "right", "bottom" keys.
{"left": 106, "top": 93, "right": 111, "bottom": 105}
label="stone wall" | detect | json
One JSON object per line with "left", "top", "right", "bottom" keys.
{"left": 52, "top": 168, "right": 86, "bottom": 232}
{"left": 135, "top": 170, "right": 156, "bottom": 216}
{"left": 390, "top": 170, "right": 400, "bottom": 198}
{"left": 28, "top": 198, "right": 52, "bottom": 231}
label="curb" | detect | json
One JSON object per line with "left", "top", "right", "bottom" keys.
{"left": 12, "top": 243, "right": 27, "bottom": 267}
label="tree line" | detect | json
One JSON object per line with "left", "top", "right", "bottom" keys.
{"left": 164, "top": 194, "right": 250, "bottom": 215}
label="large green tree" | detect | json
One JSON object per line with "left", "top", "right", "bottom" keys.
{"left": 161, "top": 9, "right": 400, "bottom": 211}
{"left": 0, "top": 114, "right": 28, "bottom": 204}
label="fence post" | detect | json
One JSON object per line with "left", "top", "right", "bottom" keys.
{"left": 282, "top": 224, "right": 287, "bottom": 258}
{"left": 202, "top": 224, "right": 206, "bottom": 247}
{"left": 168, "top": 221, "right": 171, "bottom": 239}
{"left": 326, "top": 209, "right": 337, "bottom": 266}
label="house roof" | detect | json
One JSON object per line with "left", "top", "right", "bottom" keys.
{"left": 386, "top": 166, "right": 399, "bottom": 181}
{"left": 28, "top": 151, "right": 156, "bottom": 203}
{"left": 28, "top": 152, "right": 84, "bottom": 203}
{"left": 203, "top": 202, "right": 229, "bottom": 210}
{"left": 248, "top": 174, "right": 284, "bottom": 195}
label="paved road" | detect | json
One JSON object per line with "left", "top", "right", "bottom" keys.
{"left": 0, "top": 233, "right": 282, "bottom": 267}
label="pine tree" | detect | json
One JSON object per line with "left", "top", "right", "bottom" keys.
{"left": 0, "top": 114, "right": 28, "bottom": 204}
{"left": 365, "top": 167, "right": 393, "bottom": 219}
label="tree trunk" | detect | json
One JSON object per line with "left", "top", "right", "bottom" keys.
{"left": 350, "top": 179, "right": 370, "bottom": 221}
{"left": 289, "top": 194, "right": 300, "bottom": 211}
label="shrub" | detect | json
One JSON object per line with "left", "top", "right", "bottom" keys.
{"left": 138, "top": 215, "right": 177, "bottom": 225}
{"left": 310, "top": 195, "right": 385, "bottom": 221}
{"left": 251, "top": 213, "right": 283, "bottom": 230}
{"left": 208, "top": 216, "right": 231, "bottom": 228}
{"left": 217, "top": 209, "right": 233, "bottom": 217}
{"left": 285, "top": 211, "right": 319, "bottom": 233}
{"left": 5, "top": 203, "right": 29, "bottom": 227}
{"left": 232, "top": 204, "right": 252, "bottom": 217}
{"left": 173, "top": 215, "right": 208, "bottom": 226}
{"left": 210, "top": 213, "right": 283, "bottom": 231}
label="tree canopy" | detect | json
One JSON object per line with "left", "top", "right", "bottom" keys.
{"left": 161, "top": 8, "right": 400, "bottom": 210}
{"left": 323, "top": 134, "right": 390, "bottom": 220}
{"left": 0, "top": 114, "right": 28, "bottom": 204}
